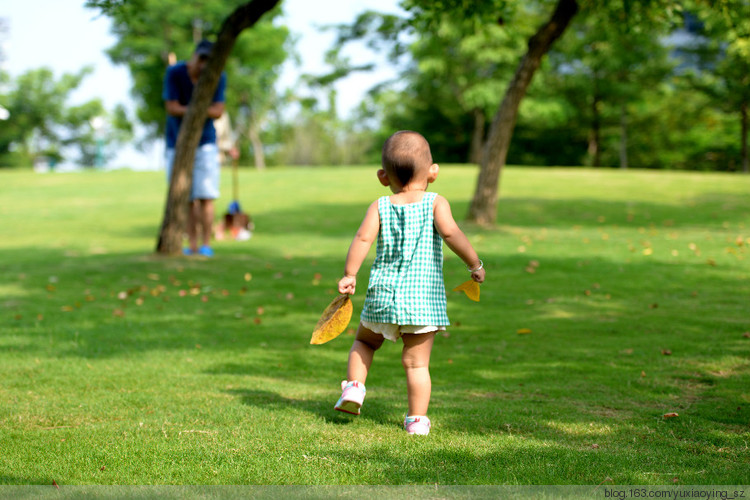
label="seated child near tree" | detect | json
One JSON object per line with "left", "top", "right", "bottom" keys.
{"left": 335, "top": 130, "right": 486, "bottom": 435}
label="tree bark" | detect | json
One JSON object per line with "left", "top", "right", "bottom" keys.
{"left": 741, "top": 100, "right": 748, "bottom": 173}
{"left": 469, "top": 107, "right": 486, "bottom": 165}
{"left": 619, "top": 104, "right": 628, "bottom": 170}
{"left": 468, "top": 0, "right": 578, "bottom": 224}
{"left": 248, "top": 117, "right": 266, "bottom": 170}
{"left": 156, "top": 0, "right": 280, "bottom": 254}
{"left": 588, "top": 81, "right": 601, "bottom": 167}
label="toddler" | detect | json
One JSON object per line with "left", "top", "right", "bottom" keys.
{"left": 335, "top": 130, "right": 486, "bottom": 435}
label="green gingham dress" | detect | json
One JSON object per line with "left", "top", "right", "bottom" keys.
{"left": 361, "top": 192, "right": 450, "bottom": 326}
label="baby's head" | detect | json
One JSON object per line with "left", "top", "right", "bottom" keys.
{"left": 378, "top": 131, "right": 439, "bottom": 192}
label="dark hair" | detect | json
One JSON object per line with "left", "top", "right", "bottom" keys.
{"left": 381, "top": 131, "right": 432, "bottom": 186}
{"left": 194, "top": 39, "right": 214, "bottom": 57}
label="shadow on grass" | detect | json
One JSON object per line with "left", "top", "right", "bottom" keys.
{"left": 3, "top": 243, "right": 747, "bottom": 355}
{"left": 0, "top": 476, "right": 53, "bottom": 486}
{"left": 489, "top": 192, "right": 750, "bottom": 230}
{"left": 224, "top": 388, "right": 395, "bottom": 427}
{"left": 240, "top": 192, "right": 750, "bottom": 237}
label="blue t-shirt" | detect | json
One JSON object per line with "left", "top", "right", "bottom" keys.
{"left": 163, "top": 62, "right": 226, "bottom": 148}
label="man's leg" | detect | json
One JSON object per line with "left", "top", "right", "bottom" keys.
{"left": 199, "top": 199, "right": 215, "bottom": 249}
{"left": 191, "top": 144, "right": 220, "bottom": 255}
{"left": 187, "top": 200, "right": 199, "bottom": 253}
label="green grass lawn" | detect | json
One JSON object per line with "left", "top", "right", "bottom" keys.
{"left": 0, "top": 166, "right": 748, "bottom": 485}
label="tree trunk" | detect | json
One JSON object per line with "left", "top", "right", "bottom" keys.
{"left": 741, "top": 100, "right": 748, "bottom": 174}
{"left": 248, "top": 117, "right": 266, "bottom": 170}
{"left": 156, "top": 0, "right": 280, "bottom": 254}
{"left": 468, "top": 0, "right": 579, "bottom": 224}
{"left": 588, "top": 81, "right": 601, "bottom": 167}
{"left": 619, "top": 104, "right": 628, "bottom": 170}
{"left": 469, "top": 107, "right": 486, "bottom": 165}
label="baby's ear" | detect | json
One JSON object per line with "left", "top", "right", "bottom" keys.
{"left": 377, "top": 169, "right": 391, "bottom": 186}
{"left": 427, "top": 164, "right": 440, "bottom": 183}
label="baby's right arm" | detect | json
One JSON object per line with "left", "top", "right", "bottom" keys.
{"left": 338, "top": 200, "right": 380, "bottom": 294}
{"left": 434, "top": 195, "right": 485, "bottom": 283}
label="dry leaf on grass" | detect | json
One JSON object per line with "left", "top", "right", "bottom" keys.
{"left": 310, "top": 294, "right": 353, "bottom": 345}
{"left": 452, "top": 280, "right": 480, "bottom": 302}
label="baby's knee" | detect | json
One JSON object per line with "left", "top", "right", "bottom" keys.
{"left": 401, "top": 351, "right": 429, "bottom": 370}
{"left": 356, "top": 337, "right": 383, "bottom": 352}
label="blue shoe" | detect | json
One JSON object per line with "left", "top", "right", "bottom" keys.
{"left": 183, "top": 247, "right": 195, "bottom": 256}
{"left": 198, "top": 245, "right": 214, "bottom": 257}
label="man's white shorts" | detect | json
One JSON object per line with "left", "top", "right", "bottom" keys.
{"left": 165, "top": 143, "right": 220, "bottom": 200}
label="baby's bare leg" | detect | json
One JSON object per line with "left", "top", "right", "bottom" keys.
{"left": 401, "top": 332, "right": 436, "bottom": 416}
{"left": 347, "top": 323, "right": 384, "bottom": 383}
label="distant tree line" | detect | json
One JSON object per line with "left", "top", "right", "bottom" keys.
{"left": 0, "top": 0, "right": 746, "bottom": 175}
{"left": 335, "top": 1, "right": 748, "bottom": 173}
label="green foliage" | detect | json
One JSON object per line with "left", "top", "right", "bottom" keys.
{"left": 523, "top": 6, "right": 675, "bottom": 168}
{"left": 1, "top": 167, "right": 749, "bottom": 484}
{"left": 325, "top": 0, "right": 745, "bottom": 171}
{"left": 0, "top": 67, "right": 110, "bottom": 167}
{"left": 270, "top": 24, "right": 386, "bottom": 166}
{"left": 678, "top": 1, "right": 750, "bottom": 170}
{"left": 401, "top": 0, "right": 516, "bottom": 27}
{"left": 331, "top": 5, "right": 544, "bottom": 163}
{"left": 273, "top": 95, "right": 376, "bottom": 166}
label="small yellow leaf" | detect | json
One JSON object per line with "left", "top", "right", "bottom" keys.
{"left": 517, "top": 328, "right": 532, "bottom": 335}
{"left": 452, "top": 280, "right": 480, "bottom": 302}
{"left": 310, "top": 295, "right": 353, "bottom": 345}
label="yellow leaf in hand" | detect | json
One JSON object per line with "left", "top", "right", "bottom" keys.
{"left": 453, "top": 280, "right": 480, "bottom": 302}
{"left": 310, "top": 294, "right": 353, "bottom": 345}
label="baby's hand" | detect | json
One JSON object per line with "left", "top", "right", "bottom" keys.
{"left": 338, "top": 275, "right": 357, "bottom": 295}
{"left": 471, "top": 268, "right": 486, "bottom": 284}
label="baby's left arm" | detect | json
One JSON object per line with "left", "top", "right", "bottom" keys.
{"left": 434, "top": 195, "right": 485, "bottom": 283}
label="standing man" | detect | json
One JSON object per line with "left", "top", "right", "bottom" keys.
{"left": 163, "top": 39, "right": 227, "bottom": 257}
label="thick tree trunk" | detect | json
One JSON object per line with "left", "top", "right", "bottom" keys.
{"left": 619, "top": 104, "right": 628, "bottom": 170}
{"left": 156, "top": 0, "right": 280, "bottom": 254}
{"left": 741, "top": 101, "right": 748, "bottom": 173}
{"left": 468, "top": 0, "right": 578, "bottom": 224}
{"left": 469, "top": 107, "right": 486, "bottom": 165}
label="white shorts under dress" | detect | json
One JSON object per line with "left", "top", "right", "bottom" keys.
{"left": 360, "top": 320, "right": 446, "bottom": 343}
